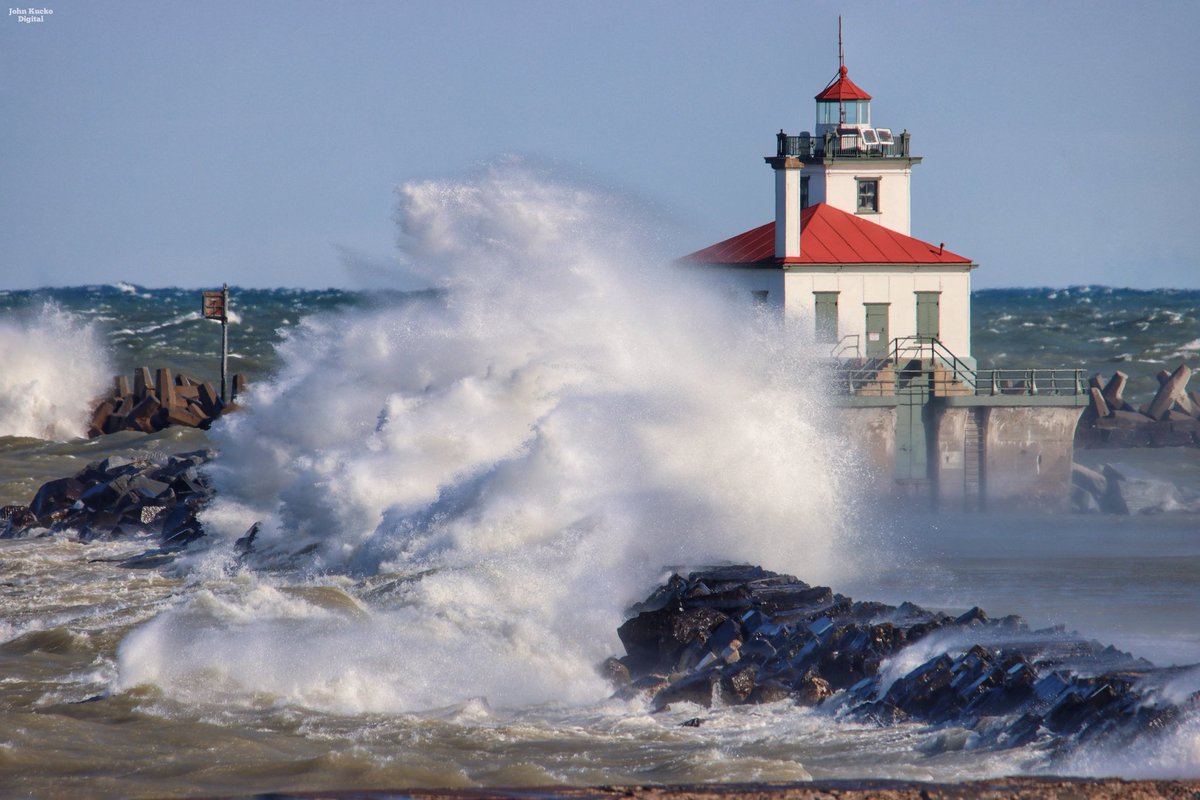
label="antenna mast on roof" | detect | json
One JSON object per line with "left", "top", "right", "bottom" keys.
{"left": 838, "top": 16, "right": 845, "bottom": 126}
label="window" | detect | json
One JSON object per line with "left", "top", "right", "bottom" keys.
{"left": 856, "top": 178, "right": 879, "bottom": 213}
{"left": 800, "top": 176, "right": 810, "bottom": 209}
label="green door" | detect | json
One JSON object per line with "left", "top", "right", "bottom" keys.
{"left": 814, "top": 292, "right": 838, "bottom": 344}
{"left": 864, "top": 303, "right": 889, "bottom": 359}
{"left": 916, "top": 292, "right": 940, "bottom": 341}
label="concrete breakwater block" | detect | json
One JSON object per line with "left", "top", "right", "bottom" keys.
{"left": 1077, "top": 363, "right": 1200, "bottom": 448}
{"left": 0, "top": 449, "right": 215, "bottom": 554}
{"left": 87, "top": 367, "right": 248, "bottom": 438}
{"left": 607, "top": 566, "right": 1195, "bottom": 757}
{"left": 1070, "top": 461, "right": 1197, "bottom": 514}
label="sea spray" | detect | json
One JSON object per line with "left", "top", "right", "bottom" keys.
{"left": 0, "top": 302, "right": 112, "bottom": 440}
{"left": 118, "top": 165, "right": 863, "bottom": 712}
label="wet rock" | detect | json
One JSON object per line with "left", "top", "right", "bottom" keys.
{"left": 652, "top": 671, "right": 720, "bottom": 710}
{"left": 617, "top": 603, "right": 729, "bottom": 674}
{"left": 613, "top": 673, "right": 671, "bottom": 702}
{"left": 794, "top": 671, "right": 834, "bottom": 705}
{"left": 600, "top": 657, "right": 632, "bottom": 688}
{"left": 610, "top": 564, "right": 1197, "bottom": 758}
{"left": 722, "top": 663, "right": 757, "bottom": 702}
{"left": 747, "top": 679, "right": 795, "bottom": 705}
{"left": 29, "top": 477, "right": 85, "bottom": 521}
{"left": 6, "top": 449, "right": 216, "bottom": 553}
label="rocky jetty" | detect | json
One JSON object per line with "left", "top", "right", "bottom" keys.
{"left": 87, "top": 367, "right": 246, "bottom": 438}
{"left": 0, "top": 450, "right": 214, "bottom": 560}
{"left": 608, "top": 566, "right": 1196, "bottom": 755}
{"left": 1076, "top": 364, "right": 1200, "bottom": 448}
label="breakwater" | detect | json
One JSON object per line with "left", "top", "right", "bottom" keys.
{"left": 86, "top": 366, "right": 245, "bottom": 437}
{"left": 609, "top": 565, "right": 1196, "bottom": 757}
{"left": 1077, "top": 364, "right": 1200, "bottom": 448}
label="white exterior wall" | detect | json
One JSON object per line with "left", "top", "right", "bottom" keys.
{"left": 703, "top": 268, "right": 787, "bottom": 313}
{"left": 801, "top": 162, "right": 913, "bottom": 236}
{"left": 781, "top": 266, "right": 974, "bottom": 359}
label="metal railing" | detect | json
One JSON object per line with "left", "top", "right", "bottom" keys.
{"left": 825, "top": 337, "right": 1087, "bottom": 398}
{"left": 829, "top": 334, "right": 861, "bottom": 359}
{"left": 777, "top": 130, "right": 913, "bottom": 160}
{"left": 975, "top": 368, "right": 1087, "bottom": 397}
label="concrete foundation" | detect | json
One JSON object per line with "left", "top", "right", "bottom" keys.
{"left": 832, "top": 405, "right": 896, "bottom": 484}
{"left": 979, "top": 405, "right": 1084, "bottom": 511}
{"left": 838, "top": 397, "right": 1085, "bottom": 511}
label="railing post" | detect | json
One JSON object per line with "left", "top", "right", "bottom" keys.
{"left": 1027, "top": 370, "right": 1038, "bottom": 396}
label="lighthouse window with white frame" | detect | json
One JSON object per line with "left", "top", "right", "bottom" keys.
{"left": 856, "top": 178, "right": 879, "bottom": 213}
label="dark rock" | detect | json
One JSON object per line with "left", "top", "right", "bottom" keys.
{"left": 8, "top": 450, "right": 217, "bottom": 552}
{"left": 955, "top": 606, "right": 989, "bottom": 626}
{"left": 29, "top": 478, "right": 85, "bottom": 520}
{"left": 608, "top": 564, "right": 1195, "bottom": 757}
{"left": 652, "top": 671, "right": 719, "bottom": 710}
{"left": 613, "top": 673, "right": 670, "bottom": 702}
{"left": 235, "top": 522, "right": 260, "bottom": 554}
{"left": 722, "top": 663, "right": 757, "bottom": 702}
{"left": 617, "top": 606, "right": 728, "bottom": 674}
{"left": 794, "top": 671, "right": 834, "bottom": 705}
{"left": 0, "top": 505, "right": 36, "bottom": 538}
{"left": 600, "top": 657, "right": 631, "bottom": 688}
{"left": 746, "top": 679, "right": 795, "bottom": 705}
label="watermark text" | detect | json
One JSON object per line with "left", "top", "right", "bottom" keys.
{"left": 9, "top": 7, "right": 53, "bottom": 23}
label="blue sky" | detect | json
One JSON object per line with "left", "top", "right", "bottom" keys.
{"left": 2, "top": 0, "right": 1198, "bottom": 290}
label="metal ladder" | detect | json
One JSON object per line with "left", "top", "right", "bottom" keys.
{"left": 962, "top": 411, "right": 983, "bottom": 511}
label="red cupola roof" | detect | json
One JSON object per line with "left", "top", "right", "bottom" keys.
{"left": 814, "top": 65, "right": 871, "bottom": 101}
{"left": 681, "top": 203, "right": 971, "bottom": 267}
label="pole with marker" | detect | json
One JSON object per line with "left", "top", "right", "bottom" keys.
{"left": 201, "top": 285, "right": 230, "bottom": 405}
{"left": 220, "top": 283, "right": 229, "bottom": 404}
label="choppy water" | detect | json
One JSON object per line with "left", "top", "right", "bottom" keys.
{"left": 1, "top": 167, "right": 1198, "bottom": 797}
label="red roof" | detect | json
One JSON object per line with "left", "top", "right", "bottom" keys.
{"left": 815, "top": 65, "right": 871, "bottom": 101}
{"left": 682, "top": 203, "right": 972, "bottom": 266}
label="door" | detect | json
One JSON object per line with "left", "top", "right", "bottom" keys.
{"left": 864, "top": 303, "right": 889, "bottom": 359}
{"left": 916, "top": 292, "right": 940, "bottom": 342}
{"left": 814, "top": 292, "right": 838, "bottom": 344}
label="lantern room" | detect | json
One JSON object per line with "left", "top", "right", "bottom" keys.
{"left": 815, "top": 65, "right": 872, "bottom": 136}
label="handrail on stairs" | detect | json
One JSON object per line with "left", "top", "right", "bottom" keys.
{"left": 829, "top": 334, "right": 861, "bottom": 359}
{"left": 889, "top": 336, "right": 978, "bottom": 393}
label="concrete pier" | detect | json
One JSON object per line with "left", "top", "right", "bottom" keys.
{"left": 832, "top": 358, "right": 1087, "bottom": 510}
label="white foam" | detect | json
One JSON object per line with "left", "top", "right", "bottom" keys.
{"left": 0, "top": 303, "right": 112, "bottom": 440}
{"left": 118, "top": 165, "right": 861, "bottom": 713}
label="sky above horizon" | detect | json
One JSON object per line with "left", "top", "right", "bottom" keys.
{"left": 2, "top": 0, "right": 1198, "bottom": 291}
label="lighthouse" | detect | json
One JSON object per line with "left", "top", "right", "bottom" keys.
{"left": 682, "top": 32, "right": 1090, "bottom": 512}
{"left": 685, "top": 54, "right": 975, "bottom": 364}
